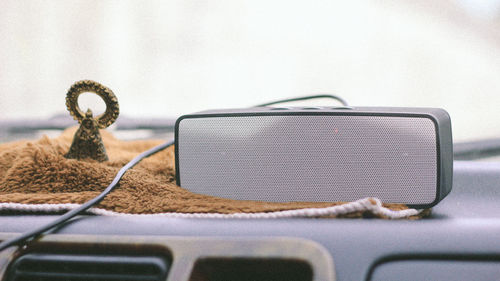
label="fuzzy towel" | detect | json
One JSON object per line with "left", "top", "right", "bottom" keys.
{"left": 0, "top": 128, "right": 429, "bottom": 219}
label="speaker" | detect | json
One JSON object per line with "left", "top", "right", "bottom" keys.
{"left": 175, "top": 106, "right": 453, "bottom": 208}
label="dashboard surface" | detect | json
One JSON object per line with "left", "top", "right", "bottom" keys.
{"left": 0, "top": 161, "right": 499, "bottom": 280}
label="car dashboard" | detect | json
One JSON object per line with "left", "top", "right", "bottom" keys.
{"left": 0, "top": 119, "right": 500, "bottom": 281}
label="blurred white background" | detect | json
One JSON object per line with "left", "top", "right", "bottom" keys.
{"left": 1, "top": 0, "right": 500, "bottom": 141}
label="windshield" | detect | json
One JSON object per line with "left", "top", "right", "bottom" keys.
{"left": 0, "top": 1, "right": 499, "bottom": 143}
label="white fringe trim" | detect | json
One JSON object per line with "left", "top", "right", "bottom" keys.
{"left": 0, "top": 197, "right": 423, "bottom": 219}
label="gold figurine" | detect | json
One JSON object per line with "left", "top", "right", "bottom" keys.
{"left": 65, "top": 80, "right": 119, "bottom": 162}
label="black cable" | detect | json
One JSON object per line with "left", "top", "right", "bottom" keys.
{"left": 0, "top": 139, "right": 175, "bottom": 252}
{"left": 255, "top": 94, "right": 349, "bottom": 107}
{"left": 0, "top": 94, "right": 348, "bottom": 251}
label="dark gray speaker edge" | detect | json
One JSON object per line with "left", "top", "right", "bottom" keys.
{"left": 429, "top": 108, "right": 453, "bottom": 208}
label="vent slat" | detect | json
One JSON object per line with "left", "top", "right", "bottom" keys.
{"left": 6, "top": 253, "right": 169, "bottom": 281}
{"left": 14, "top": 271, "right": 160, "bottom": 281}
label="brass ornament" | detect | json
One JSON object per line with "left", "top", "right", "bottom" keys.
{"left": 64, "top": 80, "right": 119, "bottom": 162}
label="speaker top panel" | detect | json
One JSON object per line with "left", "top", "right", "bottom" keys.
{"left": 185, "top": 106, "right": 450, "bottom": 117}
{"left": 175, "top": 107, "right": 452, "bottom": 208}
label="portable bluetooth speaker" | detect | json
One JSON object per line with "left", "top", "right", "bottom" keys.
{"left": 175, "top": 106, "right": 453, "bottom": 208}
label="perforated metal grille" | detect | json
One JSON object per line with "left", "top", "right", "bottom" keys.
{"left": 178, "top": 115, "right": 437, "bottom": 204}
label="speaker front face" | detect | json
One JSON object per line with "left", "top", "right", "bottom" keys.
{"left": 176, "top": 110, "right": 446, "bottom": 207}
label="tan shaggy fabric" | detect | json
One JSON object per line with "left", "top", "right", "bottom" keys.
{"left": 0, "top": 128, "right": 429, "bottom": 218}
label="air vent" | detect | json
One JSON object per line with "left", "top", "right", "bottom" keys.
{"left": 5, "top": 253, "right": 169, "bottom": 281}
{"left": 189, "top": 258, "right": 313, "bottom": 281}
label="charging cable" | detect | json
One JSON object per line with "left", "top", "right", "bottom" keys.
{"left": 255, "top": 94, "right": 348, "bottom": 107}
{"left": 0, "top": 94, "right": 349, "bottom": 252}
{"left": 0, "top": 140, "right": 175, "bottom": 252}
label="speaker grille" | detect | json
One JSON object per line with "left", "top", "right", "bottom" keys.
{"left": 178, "top": 115, "right": 437, "bottom": 205}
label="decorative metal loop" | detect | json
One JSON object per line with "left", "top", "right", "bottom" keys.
{"left": 65, "top": 80, "right": 119, "bottom": 129}
{"left": 64, "top": 80, "right": 119, "bottom": 162}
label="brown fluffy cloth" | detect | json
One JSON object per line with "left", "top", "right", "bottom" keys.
{"left": 0, "top": 128, "right": 429, "bottom": 218}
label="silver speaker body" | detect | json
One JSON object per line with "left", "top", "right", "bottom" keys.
{"left": 175, "top": 107, "right": 452, "bottom": 208}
